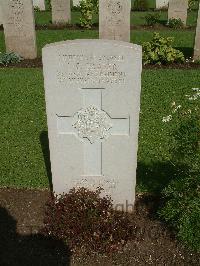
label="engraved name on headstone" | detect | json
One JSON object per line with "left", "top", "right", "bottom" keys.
{"left": 2, "top": 0, "right": 37, "bottom": 59}
{"left": 42, "top": 40, "right": 142, "bottom": 208}
{"left": 51, "top": 0, "right": 71, "bottom": 24}
{"left": 99, "top": 0, "right": 131, "bottom": 42}
{"left": 194, "top": 2, "right": 200, "bottom": 60}
{"left": 168, "top": 0, "right": 188, "bottom": 25}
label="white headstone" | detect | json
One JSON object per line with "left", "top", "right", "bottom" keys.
{"left": 99, "top": 0, "right": 131, "bottom": 42}
{"left": 2, "top": 0, "right": 37, "bottom": 59}
{"left": 51, "top": 0, "right": 71, "bottom": 24}
{"left": 42, "top": 39, "right": 142, "bottom": 209}
{"left": 194, "top": 2, "right": 200, "bottom": 60}
{"left": 156, "top": 0, "right": 169, "bottom": 9}
{"left": 0, "top": 3, "right": 3, "bottom": 25}
{"left": 33, "top": 0, "right": 46, "bottom": 11}
{"left": 168, "top": 0, "right": 188, "bottom": 25}
{"left": 73, "top": 0, "right": 81, "bottom": 6}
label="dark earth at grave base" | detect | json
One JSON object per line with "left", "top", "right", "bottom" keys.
{"left": 1, "top": 58, "right": 200, "bottom": 70}
{"left": 0, "top": 24, "right": 196, "bottom": 32}
{"left": 0, "top": 188, "right": 200, "bottom": 266}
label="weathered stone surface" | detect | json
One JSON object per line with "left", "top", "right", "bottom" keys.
{"left": 99, "top": 0, "right": 131, "bottom": 42}
{"left": 156, "top": 0, "right": 169, "bottom": 9}
{"left": 42, "top": 39, "right": 142, "bottom": 209}
{"left": 51, "top": 0, "right": 71, "bottom": 24}
{"left": 194, "top": 3, "right": 200, "bottom": 60}
{"left": 33, "top": 0, "right": 45, "bottom": 11}
{"left": 168, "top": 0, "right": 188, "bottom": 25}
{"left": 2, "top": 0, "right": 37, "bottom": 59}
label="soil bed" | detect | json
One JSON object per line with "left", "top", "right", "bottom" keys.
{"left": 0, "top": 188, "right": 199, "bottom": 266}
{"left": 0, "top": 58, "right": 200, "bottom": 70}
{"left": 0, "top": 24, "right": 195, "bottom": 31}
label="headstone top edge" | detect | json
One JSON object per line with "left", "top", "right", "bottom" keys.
{"left": 42, "top": 39, "right": 142, "bottom": 53}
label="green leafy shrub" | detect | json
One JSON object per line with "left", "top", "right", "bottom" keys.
{"left": 160, "top": 89, "right": 200, "bottom": 251}
{"left": 42, "top": 187, "right": 134, "bottom": 254}
{"left": 133, "top": 0, "right": 149, "bottom": 11}
{"left": 45, "top": 0, "right": 51, "bottom": 10}
{"left": 79, "top": 0, "right": 98, "bottom": 28}
{"left": 145, "top": 13, "right": 160, "bottom": 26}
{"left": 167, "top": 18, "right": 184, "bottom": 29}
{"left": 0, "top": 52, "right": 23, "bottom": 66}
{"left": 188, "top": 0, "right": 198, "bottom": 10}
{"left": 142, "top": 32, "right": 185, "bottom": 65}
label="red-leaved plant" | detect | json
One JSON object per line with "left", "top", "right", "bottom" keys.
{"left": 42, "top": 187, "right": 134, "bottom": 254}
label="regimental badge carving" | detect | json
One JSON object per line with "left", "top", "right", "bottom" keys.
{"left": 107, "top": 0, "right": 122, "bottom": 15}
{"left": 73, "top": 106, "right": 112, "bottom": 144}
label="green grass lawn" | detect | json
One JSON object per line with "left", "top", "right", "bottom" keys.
{"left": 34, "top": 10, "right": 199, "bottom": 27}
{"left": 0, "top": 68, "right": 199, "bottom": 193}
{"left": 0, "top": 29, "right": 195, "bottom": 58}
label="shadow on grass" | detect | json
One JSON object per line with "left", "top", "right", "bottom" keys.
{"left": 40, "top": 131, "right": 52, "bottom": 191}
{"left": 175, "top": 47, "right": 194, "bottom": 58}
{"left": 137, "top": 161, "right": 188, "bottom": 194}
{"left": 158, "top": 19, "right": 168, "bottom": 26}
{"left": 0, "top": 207, "right": 71, "bottom": 266}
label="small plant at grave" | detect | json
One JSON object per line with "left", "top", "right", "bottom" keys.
{"left": 167, "top": 18, "right": 184, "bottom": 29}
{"left": 145, "top": 13, "right": 161, "bottom": 26}
{"left": 142, "top": 32, "right": 185, "bottom": 65}
{"left": 0, "top": 52, "right": 23, "bottom": 66}
{"left": 160, "top": 88, "right": 200, "bottom": 251}
{"left": 79, "top": 0, "right": 98, "bottom": 29}
{"left": 42, "top": 187, "right": 134, "bottom": 254}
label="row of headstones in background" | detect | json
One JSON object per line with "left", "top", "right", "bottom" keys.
{"left": 33, "top": 0, "right": 45, "bottom": 11}
{"left": 42, "top": 39, "right": 142, "bottom": 208}
{"left": 1, "top": 0, "right": 200, "bottom": 60}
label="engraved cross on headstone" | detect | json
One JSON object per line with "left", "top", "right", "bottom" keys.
{"left": 57, "top": 88, "right": 130, "bottom": 177}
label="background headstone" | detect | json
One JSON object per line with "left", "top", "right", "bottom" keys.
{"left": 2, "top": 0, "right": 37, "bottom": 59}
{"left": 51, "top": 0, "right": 71, "bottom": 24}
{"left": 168, "top": 0, "right": 188, "bottom": 25}
{"left": 194, "top": 2, "right": 200, "bottom": 60}
{"left": 73, "top": 0, "right": 81, "bottom": 6}
{"left": 42, "top": 39, "right": 142, "bottom": 208}
{"left": 99, "top": 0, "right": 131, "bottom": 42}
{"left": 33, "top": 0, "right": 46, "bottom": 11}
{"left": 0, "top": 3, "right": 3, "bottom": 25}
{"left": 156, "top": 0, "right": 169, "bottom": 9}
